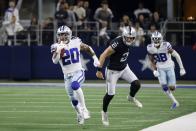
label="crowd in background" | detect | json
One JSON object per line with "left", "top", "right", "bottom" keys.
{"left": 1, "top": 0, "right": 193, "bottom": 47}
{"left": 52, "top": 0, "right": 163, "bottom": 46}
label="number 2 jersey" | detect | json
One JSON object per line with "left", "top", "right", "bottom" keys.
{"left": 147, "top": 42, "right": 174, "bottom": 69}
{"left": 51, "top": 37, "right": 83, "bottom": 74}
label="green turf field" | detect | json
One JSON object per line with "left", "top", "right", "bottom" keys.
{"left": 0, "top": 85, "right": 196, "bottom": 131}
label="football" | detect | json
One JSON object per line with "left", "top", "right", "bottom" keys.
{"left": 60, "top": 48, "right": 65, "bottom": 58}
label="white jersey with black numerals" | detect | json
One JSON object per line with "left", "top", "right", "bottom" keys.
{"left": 147, "top": 41, "right": 174, "bottom": 69}
{"left": 51, "top": 37, "right": 83, "bottom": 74}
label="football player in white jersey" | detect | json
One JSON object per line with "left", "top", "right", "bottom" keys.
{"left": 147, "top": 31, "right": 186, "bottom": 110}
{"left": 51, "top": 25, "right": 100, "bottom": 125}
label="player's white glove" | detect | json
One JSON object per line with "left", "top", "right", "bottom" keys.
{"left": 153, "top": 70, "right": 160, "bottom": 77}
{"left": 56, "top": 41, "right": 66, "bottom": 53}
{"left": 180, "top": 68, "right": 186, "bottom": 76}
{"left": 92, "top": 55, "right": 100, "bottom": 67}
{"left": 51, "top": 44, "right": 57, "bottom": 53}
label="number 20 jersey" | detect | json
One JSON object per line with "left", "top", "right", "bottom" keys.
{"left": 147, "top": 42, "right": 174, "bottom": 69}
{"left": 51, "top": 37, "right": 83, "bottom": 74}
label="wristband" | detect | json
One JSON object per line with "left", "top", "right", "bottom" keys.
{"left": 97, "top": 67, "right": 102, "bottom": 71}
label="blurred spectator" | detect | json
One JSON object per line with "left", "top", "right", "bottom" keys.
{"left": 145, "top": 24, "right": 157, "bottom": 44}
{"left": 148, "top": 24, "right": 157, "bottom": 35}
{"left": 94, "top": 0, "right": 113, "bottom": 29}
{"left": 99, "top": 21, "right": 110, "bottom": 45}
{"left": 151, "top": 11, "right": 162, "bottom": 30}
{"left": 77, "top": 1, "right": 93, "bottom": 44}
{"left": 83, "top": 1, "right": 91, "bottom": 21}
{"left": 73, "top": 0, "right": 86, "bottom": 28}
{"left": 134, "top": 2, "right": 151, "bottom": 19}
{"left": 66, "top": 0, "right": 76, "bottom": 5}
{"left": 27, "top": 15, "right": 39, "bottom": 45}
{"left": 66, "top": 4, "right": 77, "bottom": 29}
{"left": 2, "top": 0, "right": 23, "bottom": 46}
{"left": 119, "top": 15, "right": 132, "bottom": 33}
{"left": 83, "top": 0, "right": 92, "bottom": 29}
{"left": 134, "top": 21, "right": 145, "bottom": 46}
{"left": 0, "top": 18, "right": 7, "bottom": 45}
{"left": 42, "top": 17, "right": 54, "bottom": 45}
{"left": 56, "top": 0, "right": 66, "bottom": 11}
{"left": 55, "top": 2, "right": 68, "bottom": 27}
{"left": 91, "top": 21, "right": 110, "bottom": 46}
{"left": 137, "top": 14, "right": 150, "bottom": 30}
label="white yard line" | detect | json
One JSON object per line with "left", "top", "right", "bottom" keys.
{"left": 0, "top": 122, "right": 142, "bottom": 128}
{"left": 0, "top": 122, "right": 102, "bottom": 126}
{"left": 141, "top": 112, "right": 196, "bottom": 131}
{"left": 0, "top": 83, "right": 195, "bottom": 88}
{"left": 0, "top": 82, "right": 151, "bottom": 87}
{"left": 0, "top": 111, "right": 142, "bottom": 113}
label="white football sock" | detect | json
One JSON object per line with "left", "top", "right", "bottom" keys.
{"left": 75, "top": 88, "right": 88, "bottom": 111}
{"left": 165, "top": 90, "right": 178, "bottom": 103}
{"left": 74, "top": 105, "right": 81, "bottom": 114}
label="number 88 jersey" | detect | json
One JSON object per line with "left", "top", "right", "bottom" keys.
{"left": 147, "top": 42, "right": 174, "bottom": 69}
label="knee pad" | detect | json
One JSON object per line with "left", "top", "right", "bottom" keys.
{"left": 169, "top": 86, "right": 176, "bottom": 91}
{"left": 71, "top": 99, "right": 78, "bottom": 106}
{"left": 71, "top": 81, "right": 80, "bottom": 90}
{"left": 162, "top": 85, "right": 168, "bottom": 92}
{"left": 106, "top": 93, "right": 115, "bottom": 98}
{"left": 107, "top": 87, "right": 116, "bottom": 95}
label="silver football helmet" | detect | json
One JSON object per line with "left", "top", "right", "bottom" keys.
{"left": 57, "top": 25, "right": 72, "bottom": 44}
{"left": 151, "top": 31, "right": 163, "bottom": 47}
{"left": 122, "top": 26, "right": 136, "bottom": 46}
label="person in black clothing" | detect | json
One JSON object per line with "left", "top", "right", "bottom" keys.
{"left": 55, "top": 3, "right": 68, "bottom": 27}
{"left": 96, "top": 26, "right": 142, "bottom": 126}
{"left": 42, "top": 17, "right": 54, "bottom": 45}
{"left": 28, "top": 15, "right": 38, "bottom": 45}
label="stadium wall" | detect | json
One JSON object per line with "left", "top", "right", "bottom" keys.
{"left": 0, "top": 45, "right": 195, "bottom": 80}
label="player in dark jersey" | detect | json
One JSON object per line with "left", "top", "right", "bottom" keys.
{"left": 96, "top": 26, "right": 142, "bottom": 126}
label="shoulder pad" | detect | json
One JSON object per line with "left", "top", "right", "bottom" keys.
{"left": 147, "top": 44, "right": 153, "bottom": 47}
{"left": 165, "top": 42, "right": 172, "bottom": 50}
{"left": 147, "top": 44, "right": 153, "bottom": 52}
{"left": 51, "top": 43, "right": 58, "bottom": 46}
{"left": 116, "top": 36, "right": 121, "bottom": 39}
{"left": 110, "top": 41, "right": 119, "bottom": 49}
{"left": 71, "top": 36, "right": 78, "bottom": 40}
{"left": 162, "top": 42, "right": 167, "bottom": 46}
{"left": 110, "top": 36, "right": 123, "bottom": 47}
{"left": 147, "top": 44, "right": 153, "bottom": 49}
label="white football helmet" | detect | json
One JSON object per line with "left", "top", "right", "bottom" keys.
{"left": 122, "top": 26, "right": 136, "bottom": 46}
{"left": 57, "top": 25, "right": 72, "bottom": 44}
{"left": 151, "top": 31, "right": 163, "bottom": 47}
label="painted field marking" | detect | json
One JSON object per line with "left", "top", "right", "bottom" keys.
{"left": 141, "top": 112, "right": 196, "bottom": 131}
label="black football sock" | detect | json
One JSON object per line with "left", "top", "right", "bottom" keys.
{"left": 130, "top": 80, "right": 141, "bottom": 97}
{"left": 103, "top": 93, "right": 114, "bottom": 112}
